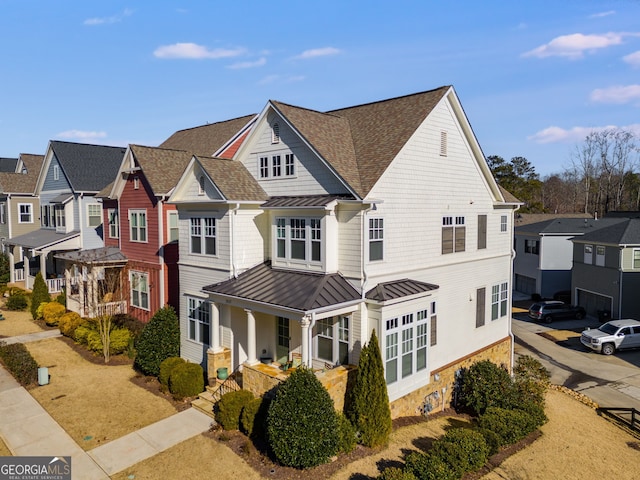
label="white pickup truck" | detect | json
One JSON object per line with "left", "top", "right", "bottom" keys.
{"left": 581, "top": 319, "right": 640, "bottom": 355}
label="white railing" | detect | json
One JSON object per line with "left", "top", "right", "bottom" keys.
{"left": 46, "top": 278, "right": 66, "bottom": 294}
{"left": 13, "top": 269, "right": 24, "bottom": 282}
{"left": 94, "top": 300, "right": 127, "bottom": 318}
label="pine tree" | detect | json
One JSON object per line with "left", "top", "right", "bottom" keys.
{"left": 30, "top": 272, "right": 51, "bottom": 320}
{"left": 346, "top": 329, "right": 392, "bottom": 447}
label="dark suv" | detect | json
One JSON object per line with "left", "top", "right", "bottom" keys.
{"left": 528, "top": 301, "right": 586, "bottom": 323}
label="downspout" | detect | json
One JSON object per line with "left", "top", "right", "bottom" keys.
{"left": 158, "top": 196, "right": 166, "bottom": 307}
{"left": 509, "top": 207, "right": 519, "bottom": 373}
{"left": 361, "top": 203, "right": 375, "bottom": 299}
{"left": 619, "top": 247, "right": 623, "bottom": 318}
{"left": 230, "top": 203, "right": 240, "bottom": 278}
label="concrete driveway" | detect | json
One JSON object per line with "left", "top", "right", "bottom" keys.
{"left": 512, "top": 311, "right": 640, "bottom": 411}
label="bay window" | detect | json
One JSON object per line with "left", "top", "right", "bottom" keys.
{"left": 385, "top": 305, "right": 432, "bottom": 385}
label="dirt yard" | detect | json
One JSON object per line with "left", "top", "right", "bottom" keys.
{"left": 3, "top": 305, "right": 640, "bottom": 478}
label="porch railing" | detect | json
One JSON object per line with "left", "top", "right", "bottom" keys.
{"left": 13, "top": 269, "right": 24, "bottom": 282}
{"left": 94, "top": 300, "right": 127, "bottom": 318}
{"left": 46, "top": 278, "right": 66, "bottom": 294}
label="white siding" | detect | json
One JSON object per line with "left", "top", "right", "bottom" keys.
{"left": 540, "top": 236, "right": 574, "bottom": 271}
{"left": 336, "top": 204, "right": 363, "bottom": 280}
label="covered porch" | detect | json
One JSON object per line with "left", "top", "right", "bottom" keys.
{"left": 6, "top": 229, "right": 80, "bottom": 293}
{"left": 55, "top": 247, "right": 128, "bottom": 318}
{"left": 199, "top": 261, "right": 363, "bottom": 398}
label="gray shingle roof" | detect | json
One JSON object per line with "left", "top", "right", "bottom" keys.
{"left": 203, "top": 261, "right": 361, "bottom": 312}
{"left": 160, "top": 115, "right": 256, "bottom": 157}
{"left": 515, "top": 217, "right": 626, "bottom": 236}
{"left": 366, "top": 279, "right": 439, "bottom": 302}
{"left": 55, "top": 246, "right": 127, "bottom": 264}
{"left": 50, "top": 141, "right": 126, "bottom": 192}
{"left": 0, "top": 154, "right": 44, "bottom": 194}
{"left": 573, "top": 218, "right": 640, "bottom": 246}
{"left": 0, "top": 158, "right": 18, "bottom": 172}
{"left": 271, "top": 86, "right": 451, "bottom": 198}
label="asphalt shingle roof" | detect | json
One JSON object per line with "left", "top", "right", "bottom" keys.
{"left": 50, "top": 141, "right": 126, "bottom": 192}
{"left": 0, "top": 154, "right": 44, "bottom": 194}
{"left": 130, "top": 145, "right": 193, "bottom": 196}
{"left": 573, "top": 218, "right": 640, "bottom": 245}
{"left": 515, "top": 217, "right": 626, "bottom": 236}
{"left": 160, "top": 115, "right": 256, "bottom": 157}
{"left": 197, "top": 156, "right": 268, "bottom": 202}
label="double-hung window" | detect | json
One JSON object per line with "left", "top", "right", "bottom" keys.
{"left": 634, "top": 249, "right": 640, "bottom": 269}
{"left": 500, "top": 215, "right": 508, "bottom": 233}
{"left": 525, "top": 239, "right": 539, "bottom": 255}
{"left": 168, "top": 211, "right": 179, "bottom": 242}
{"left": 385, "top": 307, "right": 431, "bottom": 385}
{"left": 87, "top": 204, "right": 102, "bottom": 227}
{"left": 369, "top": 218, "right": 384, "bottom": 261}
{"left": 18, "top": 204, "right": 32, "bottom": 223}
{"left": 285, "top": 154, "right": 295, "bottom": 176}
{"left": 108, "top": 209, "right": 119, "bottom": 238}
{"left": 275, "top": 217, "right": 322, "bottom": 263}
{"left": 0, "top": 203, "right": 5, "bottom": 224}
{"left": 316, "top": 316, "right": 349, "bottom": 365}
{"left": 491, "top": 282, "right": 509, "bottom": 320}
{"left": 55, "top": 205, "right": 65, "bottom": 229}
{"left": 258, "top": 153, "right": 296, "bottom": 179}
{"left": 190, "top": 217, "right": 216, "bottom": 255}
{"left": 129, "top": 210, "right": 147, "bottom": 242}
{"left": 442, "top": 216, "right": 465, "bottom": 253}
{"left": 187, "top": 297, "right": 210, "bottom": 344}
{"left": 130, "top": 271, "right": 149, "bottom": 310}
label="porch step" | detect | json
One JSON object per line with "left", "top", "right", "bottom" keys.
{"left": 191, "top": 397, "right": 215, "bottom": 419}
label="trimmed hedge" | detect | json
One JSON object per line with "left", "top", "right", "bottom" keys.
{"left": 0, "top": 342, "right": 39, "bottom": 386}
{"left": 6, "top": 293, "right": 27, "bottom": 311}
{"left": 159, "top": 357, "right": 186, "bottom": 388}
{"left": 216, "top": 390, "right": 255, "bottom": 431}
{"left": 405, "top": 451, "right": 457, "bottom": 480}
{"left": 42, "top": 302, "right": 66, "bottom": 326}
{"left": 168, "top": 362, "right": 204, "bottom": 399}
{"left": 58, "top": 312, "right": 83, "bottom": 337}
{"left": 134, "top": 306, "right": 180, "bottom": 377}
{"left": 240, "top": 396, "right": 270, "bottom": 438}
{"left": 377, "top": 467, "right": 417, "bottom": 480}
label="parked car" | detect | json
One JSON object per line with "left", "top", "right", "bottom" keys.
{"left": 580, "top": 319, "right": 640, "bottom": 355}
{"left": 528, "top": 301, "right": 586, "bottom": 323}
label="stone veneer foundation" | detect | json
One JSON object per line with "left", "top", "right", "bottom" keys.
{"left": 206, "top": 348, "right": 232, "bottom": 384}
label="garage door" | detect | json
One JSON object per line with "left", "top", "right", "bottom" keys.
{"left": 576, "top": 289, "right": 612, "bottom": 317}
{"left": 515, "top": 274, "right": 536, "bottom": 295}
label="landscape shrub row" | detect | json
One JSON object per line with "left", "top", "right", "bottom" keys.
{"left": 0, "top": 341, "right": 39, "bottom": 386}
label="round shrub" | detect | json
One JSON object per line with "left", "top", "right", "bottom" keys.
{"left": 42, "top": 301, "right": 66, "bottom": 326}
{"left": 240, "top": 396, "right": 272, "bottom": 438}
{"left": 86, "top": 330, "right": 103, "bottom": 353}
{"left": 6, "top": 293, "right": 28, "bottom": 311}
{"left": 215, "top": 390, "right": 255, "bottom": 431}
{"left": 377, "top": 467, "right": 417, "bottom": 480}
{"left": 405, "top": 451, "right": 457, "bottom": 480}
{"left": 168, "top": 362, "right": 204, "bottom": 399}
{"left": 266, "top": 367, "right": 339, "bottom": 469}
{"left": 458, "top": 360, "right": 516, "bottom": 415}
{"left": 337, "top": 413, "right": 357, "bottom": 454}
{"left": 134, "top": 306, "right": 180, "bottom": 376}
{"left": 109, "top": 328, "right": 132, "bottom": 355}
{"left": 430, "top": 428, "right": 490, "bottom": 478}
{"left": 35, "top": 301, "right": 49, "bottom": 320}
{"left": 58, "top": 312, "right": 83, "bottom": 337}
{"left": 159, "top": 357, "right": 186, "bottom": 388}
{"left": 476, "top": 427, "right": 502, "bottom": 456}
{"left": 73, "top": 324, "right": 93, "bottom": 345}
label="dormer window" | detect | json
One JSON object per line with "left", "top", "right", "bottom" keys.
{"left": 272, "top": 123, "right": 280, "bottom": 144}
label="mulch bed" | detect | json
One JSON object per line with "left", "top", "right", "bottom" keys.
{"left": 204, "top": 408, "right": 542, "bottom": 480}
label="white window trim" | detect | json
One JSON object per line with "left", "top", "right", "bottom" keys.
{"left": 187, "top": 296, "right": 210, "bottom": 345}
{"left": 129, "top": 209, "right": 147, "bottom": 243}
{"left": 258, "top": 153, "right": 296, "bottom": 180}
{"left": 167, "top": 211, "right": 179, "bottom": 243}
{"left": 491, "top": 282, "right": 509, "bottom": 320}
{"left": 274, "top": 216, "right": 322, "bottom": 265}
{"left": 87, "top": 203, "right": 102, "bottom": 228}
{"left": 190, "top": 217, "right": 216, "bottom": 256}
{"left": 53, "top": 165, "right": 59, "bottom": 181}
{"left": 130, "top": 271, "right": 149, "bottom": 311}
{"left": 500, "top": 215, "right": 508, "bottom": 233}
{"left": 0, "top": 203, "right": 5, "bottom": 225}
{"left": 108, "top": 208, "right": 119, "bottom": 239}
{"left": 369, "top": 217, "right": 384, "bottom": 262}
{"left": 315, "top": 316, "right": 350, "bottom": 366}
{"left": 18, "top": 203, "right": 32, "bottom": 224}
{"left": 385, "top": 307, "right": 430, "bottom": 386}
{"left": 634, "top": 249, "right": 640, "bottom": 269}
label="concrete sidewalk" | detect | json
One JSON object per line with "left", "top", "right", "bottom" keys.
{"left": 0, "top": 329, "right": 62, "bottom": 345}
{"left": 0, "top": 332, "right": 214, "bottom": 479}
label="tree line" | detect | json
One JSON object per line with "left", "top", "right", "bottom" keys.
{"left": 487, "top": 128, "right": 640, "bottom": 215}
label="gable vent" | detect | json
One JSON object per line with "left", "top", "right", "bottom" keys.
{"left": 440, "top": 131, "right": 447, "bottom": 157}
{"left": 272, "top": 123, "right": 280, "bottom": 144}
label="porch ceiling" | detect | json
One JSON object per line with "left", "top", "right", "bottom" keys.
{"left": 202, "top": 261, "right": 361, "bottom": 312}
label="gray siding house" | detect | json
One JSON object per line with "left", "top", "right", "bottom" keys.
{"left": 572, "top": 218, "right": 640, "bottom": 319}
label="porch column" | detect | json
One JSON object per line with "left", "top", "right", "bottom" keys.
{"left": 39, "top": 251, "right": 46, "bottom": 280}
{"left": 209, "top": 302, "right": 222, "bottom": 353}
{"left": 245, "top": 309, "right": 258, "bottom": 365}
{"left": 301, "top": 316, "right": 311, "bottom": 367}
{"left": 8, "top": 249, "right": 14, "bottom": 282}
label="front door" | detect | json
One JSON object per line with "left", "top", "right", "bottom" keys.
{"left": 276, "top": 317, "right": 290, "bottom": 364}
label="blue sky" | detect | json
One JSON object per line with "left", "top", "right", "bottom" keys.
{"left": 1, "top": 1, "right": 639, "bottom": 177}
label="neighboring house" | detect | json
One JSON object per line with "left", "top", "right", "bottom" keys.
{"left": 0, "top": 157, "right": 19, "bottom": 172}
{"left": 6, "top": 141, "right": 125, "bottom": 293}
{"left": 169, "top": 86, "right": 520, "bottom": 417}
{"left": 572, "top": 217, "right": 640, "bottom": 319}
{"left": 514, "top": 217, "right": 625, "bottom": 298}
{"left": 0, "top": 154, "right": 44, "bottom": 280}
{"left": 159, "top": 115, "right": 256, "bottom": 158}
{"left": 56, "top": 145, "right": 192, "bottom": 321}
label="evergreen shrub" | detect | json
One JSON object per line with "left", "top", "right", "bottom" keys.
{"left": 109, "top": 328, "right": 132, "bottom": 354}
{"left": 376, "top": 467, "right": 417, "bottom": 480}
{"left": 405, "top": 451, "right": 457, "bottom": 480}
{"left": 429, "top": 428, "right": 489, "bottom": 478}
{"left": 215, "top": 390, "right": 255, "bottom": 431}
{"left": 134, "top": 306, "right": 180, "bottom": 376}
{"left": 336, "top": 413, "right": 357, "bottom": 454}
{"left": 42, "top": 301, "right": 66, "bottom": 326}
{"left": 30, "top": 272, "right": 50, "bottom": 319}
{"left": 6, "top": 293, "right": 27, "bottom": 311}
{"left": 0, "top": 342, "right": 39, "bottom": 386}
{"left": 240, "top": 396, "right": 271, "bottom": 438}
{"left": 477, "top": 407, "right": 536, "bottom": 447}
{"left": 457, "top": 360, "right": 516, "bottom": 415}
{"left": 58, "top": 312, "right": 83, "bottom": 337}
{"left": 73, "top": 324, "right": 94, "bottom": 345}
{"left": 266, "top": 367, "right": 339, "bottom": 468}
{"left": 168, "top": 362, "right": 204, "bottom": 399}
{"left": 159, "top": 357, "right": 186, "bottom": 387}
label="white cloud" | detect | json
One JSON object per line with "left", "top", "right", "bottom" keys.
{"left": 154, "top": 43, "right": 246, "bottom": 59}
{"left": 589, "top": 11, "right": 615, "bottom": 18}
{"left": 623, "top": 50, "right": 640, "bottom": 67}
{"left": 529, "top": 123, "right": 640, "bottom": 144}
{"left": 227, "top": 57, "right": 267, "bottom": 69}
{"left": 590, "top": 85, "right": 640, "bottom": 104}
{"left": 84, "top": 8, "right": 133, "bottom": 26}
{"left": 293, "top": 47, "right": 341, "bottom": 60}
{"left": 522, "top": 32, "right": 626, "bottom": 59}
{"left": 56, "top": 130, "right": 108, "bottom": 141}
